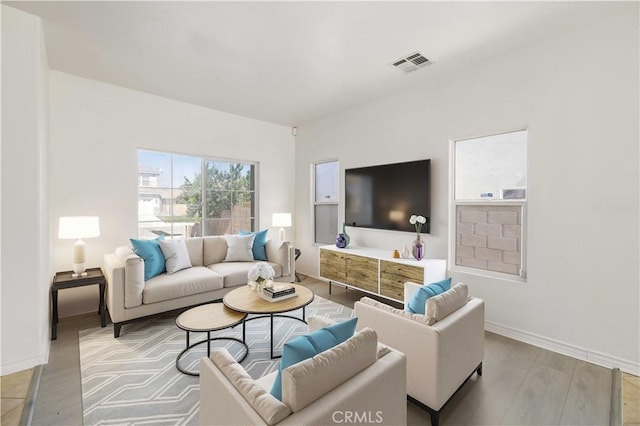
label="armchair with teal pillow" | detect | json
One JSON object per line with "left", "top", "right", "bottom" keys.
{"left": 270, "top": 317, "right": 358, "bottom": 400}
{"left": 239, "top": 229, "right": 268, "bottom": 261}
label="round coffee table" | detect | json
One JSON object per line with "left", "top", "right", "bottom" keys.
{"left": 223, "top": 284, "right": 314, "bottom": 359}
{"left": 175, "top": 303, "right": 248, "bottom": 376}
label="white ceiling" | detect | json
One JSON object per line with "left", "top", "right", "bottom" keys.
{"left": 5, "top": 1, "right": 622, "bottom": 126}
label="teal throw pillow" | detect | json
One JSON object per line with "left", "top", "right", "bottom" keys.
{"left": 406, "top": 277, "right": 452, "bottom": 315}
{"left": 239, "top": 229, "right": 268, "bottom": 261}
{"left": 130, "top": 237, "right": 166, "bottom": 281}
{"left": 270, "top": 317, "right": 357, "bottom": 401}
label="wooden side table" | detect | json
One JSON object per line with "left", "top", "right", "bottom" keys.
{"left": 51, "top": 267, "right": 106, "bottom": 340}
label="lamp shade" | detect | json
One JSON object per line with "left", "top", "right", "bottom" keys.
{"left": 272, "top": 213, "right": 292, "bottom": 227}
{"left": 58, "top": 216, "right": 101, "bottom": 239}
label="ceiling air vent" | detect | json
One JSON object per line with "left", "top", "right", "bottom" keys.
{"left": 390, "top": 51, "right": 432, "bottom": 74}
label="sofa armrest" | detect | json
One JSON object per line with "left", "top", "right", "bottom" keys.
{"left": 103, "top": 250, "right": 145, "bottom": 317}
{"left": 103, "top": 253, "right": 125, "bottom": 323}
{"left": 200, "top": 356, "right": 268, "bottom": 426}
{"left": 265, "top": 240, "right": 292, "bottom": 278}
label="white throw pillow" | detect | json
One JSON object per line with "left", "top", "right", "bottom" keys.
{"left": 425, "top": 283, "right": 469, "bottom": 325}
{"left": 158, "top": 239, "right": 192, "bottom": 274}
{"left": 224, "top": 234, "right": 255, "bottom": 262}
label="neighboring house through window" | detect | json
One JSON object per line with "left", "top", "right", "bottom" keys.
{"left": 451, "top": 129, "right": 527, "bottom": 279}
{"left": 137, "top": 149, "right": 256, "bottom": 238}
{"left": 313, "top": 160, "right": 339, "bottom": 244}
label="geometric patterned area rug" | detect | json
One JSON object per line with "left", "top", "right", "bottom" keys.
{"left": 79, "top": 295, "right": 353, "bottom": 425}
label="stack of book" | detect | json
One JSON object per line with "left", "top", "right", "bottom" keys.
{"left": 262, "top": 283, "right": 297, "bottom": 301}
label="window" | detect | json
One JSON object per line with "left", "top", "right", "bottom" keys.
{"left": 313, "top": 160, "right": 339, "bottom": 244}
{"left": 451, "top": 130, "right": 527, "bottom": 279}
{"left": 137, "top": 149, "right": 256, "bottom": 238}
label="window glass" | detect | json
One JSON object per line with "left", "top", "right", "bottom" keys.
{"left": 452, "top": 130, "right": 527, "bottom": 279}
{"left": 138, "top": 150, "right": 256, "bottom": 238}
{"left": 315, "top": 161, "right": 339, "bottom": 203}
{"left": 455, "top": 130, "right": 527, "bottom": 200}
{"left": 315, "top": 204, "right": 338, "bottom": 245}
{"left": 314, "top": 161, "right": 339, "bottom": 244}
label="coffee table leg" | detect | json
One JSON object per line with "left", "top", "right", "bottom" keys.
{"left": 303, "top": 306, "right": 306, "bottom": 322}
{"left": 186, "top": 331, "right": 190, "bottom": 349}
{"left": 207, "top": 331, "right": 211, "bottom": 356}
{"left": 242, "top": 320, "right": 246, "bottom": 342}
{"left": 270, "top": 314, "right": 274, "bottom": 359}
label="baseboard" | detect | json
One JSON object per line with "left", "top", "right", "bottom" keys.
{"left": 485, "top": 320, "right": 640, "bottom": 375}
{"left": 0, "top": 352, "right": 48, "bottom": 376}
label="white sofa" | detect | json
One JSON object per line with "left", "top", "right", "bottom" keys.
{"left": 103, "top": 236, "right": 293, "bottom": 337}
{"left": 199, "top": 323, "right": 407, "bottom": 426}
{"left": 354, "top": 282, "right": 484, "bottom": 426}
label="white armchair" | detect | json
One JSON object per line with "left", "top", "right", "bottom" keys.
{"left": 199, "top": 322, "right": 408, "bottom": 425}
{"left": 354, "top": 282, "right": 484, "bottom": 426}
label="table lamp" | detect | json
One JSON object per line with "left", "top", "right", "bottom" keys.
{"left": 58, "top": 216, "right": 100, "bottom": 277}
{"left": 272, "top": 213, "right": 291, "bottom": 242}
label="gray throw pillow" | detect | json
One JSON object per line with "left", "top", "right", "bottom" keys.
{"left": 159, "top": 239, "right": 192, "bottom": 274}
{"left": 224, "top": 234, "right": 255, "bottom": 262}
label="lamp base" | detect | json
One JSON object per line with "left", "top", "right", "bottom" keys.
{"left": 72, "top": 262, "right": 87, "bottom": 277}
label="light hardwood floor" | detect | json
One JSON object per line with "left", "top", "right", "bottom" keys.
{"left": 23, "top": 276, "right": 629, "bottom": 425}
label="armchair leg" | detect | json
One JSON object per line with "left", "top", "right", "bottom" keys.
{"left": 114, "top": 323, "right": 122, "bottom": 338}
{"left": 477, "top": 361, "right": 483, "bottom": 376}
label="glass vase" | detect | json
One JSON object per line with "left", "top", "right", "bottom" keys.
{"left": 342, "top": 223, "right": 350, "bottom": 247}
{"left": 412, "top": 234, "right": 424, "bottom": 261}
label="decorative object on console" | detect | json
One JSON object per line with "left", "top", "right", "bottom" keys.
{"left": 272, "top": 213, "right": 292, "bottom": 242}
{"left": 409, "top": 214, "right": 427, "bottom": 261}
{"left": 401, "top": 244, "right": 410, "bottom": 259}
{"left": 335, "top": 233, "right": 347, "bottom": 248}
{"left": 58, "top": 216, "right": 101, "bottom": 277}
{"left": 393, "top": 249, "right": 400, "bottom": 259}
{"left": 342, "top": 223, "right": 350, "bottom": 246}
{"left": 248, "top": 261, "right": 275, "bottom": 293}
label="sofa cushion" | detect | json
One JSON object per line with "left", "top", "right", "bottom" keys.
{"left": 282, "top": 327, "right": 378, "bottom": 412}
{"left": 130, "top": 237, "right": 166, "bottom": 280}
{"left": 270, "top": 317, "right": 358, "bottom": 400}
{"left": 184, "top": 237, "right": 203, "bottom": 266}
{"left": 239, "top": 229, "right": 268, "bottom": 261}
{"left": 224, "top": 234, "right": 255, "bottom": 262}
{"left": 426, "top": 283, "right": 469, "bottom": 325}
{"left": 359, "top": 297, "right": 430, "bottom": 324}
{"left": 159, "top": 239, "right": 192, "bottom": 274}
{"left": 203, "top": 236, "right": 228, "bottom": 265}
{"left": 142, "top": 266, "right": 223, "bottom": 304}
{"left": 406, "top": 277, "right": 452, "bottom": 314}
{"left": 210, "top": 349, "right": 291, "bottom": 425}
{"left": 208, "top": 261, "right": 282, "bottom": 288}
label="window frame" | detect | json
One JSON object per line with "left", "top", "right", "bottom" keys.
{"left": 137, "top": 148, "right": 258, "bottom": 239}
{"left": 449, "top": 129, "right": 528, "bottom": 282}
{"left": 311, "top": 159, "right": 339, "bottom": 245}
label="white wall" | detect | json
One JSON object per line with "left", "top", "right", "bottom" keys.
{"left": 295, "top": 6, "right": 639, "bottom": 373}
{"left": 49, "top": 71, "right": 295, "bottom": 317}
{"left": 1, "top": 5, "right": 50, "bottom": 374}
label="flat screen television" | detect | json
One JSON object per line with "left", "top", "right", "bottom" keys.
{"left": 345, "top": 159, "right": 430, "bottom": 233}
